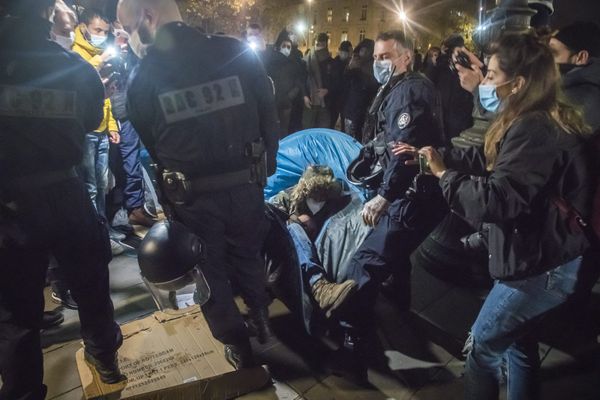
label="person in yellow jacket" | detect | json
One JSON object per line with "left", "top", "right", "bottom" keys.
{"left": 71, "top": 8, "right": 120, "bottom": 225}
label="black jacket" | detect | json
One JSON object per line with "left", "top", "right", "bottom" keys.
{"left": 440, "top": 112, "right": 593, "bottom": 280}
{"left": 562, "top": 58, "right": 600, "bottom": 134}
{"left": 127, "top": 22, "right": 279, "bottom": 178}
{"left": 0, "top": 16, "right": 104, "bottom": 181}
{"left": 377, "top": 72, "right": 444, "bottom": 201}
{"left": 432, "top": 54, "right": 474, "bottom": 141}
{"left": 265, "top": 50, "right": 302, "bottom": 110}
{"left": 343, "top": 63, "right": 379, "bottom": 124}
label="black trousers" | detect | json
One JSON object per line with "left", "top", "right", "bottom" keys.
{"left": 347, "top": 198, "right": 447, "bottom": 317}
{"left": 0, "top": 178, "right": 122, "bottom": 400}
{"left": 174, "top": 183, "right": 270, "bottom": 345}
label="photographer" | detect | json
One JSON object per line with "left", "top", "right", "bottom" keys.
{"left": 394, "top": 33, "right": 594, "bottom": 400}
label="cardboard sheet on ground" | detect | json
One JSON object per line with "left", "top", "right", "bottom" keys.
{"left": 76, "top": 306, "right": 270, "bottom": 399}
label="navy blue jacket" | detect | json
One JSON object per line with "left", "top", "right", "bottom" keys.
{"left": 0, "top": 16, "right": 105, "bottom": 180}
{"left": 377, "top": 72, "right": 444, "bottom": 201}
{"left": 127, "top": 22, "right": 279, "bottom": 178}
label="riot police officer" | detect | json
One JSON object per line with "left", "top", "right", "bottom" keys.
{"left": 349, "top": 31, "right": 447, "bottom": 314}
{"left": 118, "top": 0, "right": 279, "bottom": 368}
{"left": 0, "top": 1, "right": 124, "bottom": 398}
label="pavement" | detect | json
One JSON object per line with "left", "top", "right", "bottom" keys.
{"left": 39, "top": 245, "right": 600, "bottom": 400}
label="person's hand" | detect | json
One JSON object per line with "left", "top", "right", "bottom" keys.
{"left": 109, "top": 130, "right": 120, "bottom": 144}
{"left": 361, "top": 194, "right": 390, "bottom": 227}
{"left": 303, "top": 96, "right": 312, "bottom": 109}
{"left": 317, "top": 88, "right": 328, "bottom": 98}
{"left": 452, "top": 47, "right": 484, "bottom": 93}
{"left": 418, "top": 147, "right": 446, "bottom": 179}
{"left": 456, "top": 64, "right": 484, "bottom": 94}
{"left": 100, "top": 47, "right": 117, "bottom": 63}
{"left": 392, "top": 142, "right": 419, "bottom": 165}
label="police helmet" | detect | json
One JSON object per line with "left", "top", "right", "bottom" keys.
{"left": 346, "top": 146, "right": 384, "bottom": 190}
{"left": 138, "top": 220, "right": 210, "bottom": 310}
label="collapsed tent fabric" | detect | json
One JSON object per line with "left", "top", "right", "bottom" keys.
{"left": 264, "top": 129, "right": 363, "bottom": 199}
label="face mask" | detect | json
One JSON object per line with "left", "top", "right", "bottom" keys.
{"left": 90, "top": 34, "right": 107, "bottom": 48}
{"left": 306, "top": 198, "right": 326, "bottom": 215}
{"left": 479, "top": 80, "right": 514, "bottom": 113}
{"left": 54, "top": 32, "right": 75, "bottom": 50}
{"left": 129, "top": 29, "right": 148, "bottom": 59}
{"left": 558, "top": 63, "right": 577, "bottom": 75}
{"left": 373, "top": 59, "right": 393, "bottom": 84}
{"left": 339, "top": 51, "right": 350, "bottom": 61}
{"left": 280, "top": 47, "right": 291, "bottom": 57}
{"left": 315, "top": 45, "right": 326, "bottom": 51}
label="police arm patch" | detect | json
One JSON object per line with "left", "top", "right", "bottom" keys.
{"left": 397, "top": 113, "right": 411, "bottom": 129}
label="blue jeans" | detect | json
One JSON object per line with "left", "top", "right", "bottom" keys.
{"left": 287, "top": 222, "right": 326, "bottom": 286}
{"left": 79, "top": 132, "right": 109, "bottom": 219}
{"left": 464, "top": 257, "right": 583, "bottom": 400}
{"left": 115, "top": 120, "right": 145, "bottom": 211}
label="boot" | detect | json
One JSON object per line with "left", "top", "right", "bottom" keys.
{"left": 224, "top": 341, "right": 256, "bottom": 370}
{"left": 247, "top": 307, "right": 273, "bottom": 344}
{"left": 84, "top": 351, "right": 127, "bottom": 384}
{"left": 312, "top": 278, "right": 358, "bottom": 318}
{"left": 51, "top": 288, "right": 78, "bottom": 310}
{"left": 41, "top": 310, "right": 64, "bottom": 330}
{"left": 128, "top": 207, "right": 156, "bottom": 228}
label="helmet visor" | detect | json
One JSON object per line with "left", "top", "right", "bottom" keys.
{"left": 142, "top": 266, "right": 211, "bottom": 313}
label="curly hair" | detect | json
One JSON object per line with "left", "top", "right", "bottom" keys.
{"left": 290, "top": 165, "right": 343, "bottom": 215}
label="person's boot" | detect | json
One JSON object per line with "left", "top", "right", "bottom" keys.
{"left": 84, "top": 351, "right": 127, "bottom": 384}
{"left": 224, "top": 340, "right": 256, "bottom": 370}
{"left": 51, "top": 288, "right": 78, "bottom": 310}
{"left": 41, "top": 310, "right": 64, "bottom": 329}
{"left": 247, "top": 307, "right": 273, "bottom": 344}
{"left": 128, "top": 207, "right": 156, "bottom": 228}
{"left": 312, "top": 278, "right": 358, "bottom": 318}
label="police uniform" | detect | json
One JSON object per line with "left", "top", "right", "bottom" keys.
{"left": 0, "top": 16, "right": 122, "bottom": 399}
{"left": 127, "top": 23, "right": 279, "bottom": 349}
{"left": 347, "top": 72, "right": 447, "bottom": 314}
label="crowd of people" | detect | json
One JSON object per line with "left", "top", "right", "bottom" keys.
{"left": 1, "top": 0, "right": 599, "bottom": 399}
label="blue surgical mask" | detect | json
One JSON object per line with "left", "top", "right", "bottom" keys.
{"left": 373, "top": 59, "right": 393, "bottom": 84}
{"left": 478, "top": 84, "right": 501, "bottom": 113}
{"left": 90, "top": 34, "right": 107, "bottom": 48}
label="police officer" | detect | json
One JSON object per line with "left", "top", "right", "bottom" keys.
{"left": 349, "top": 31, "right": 446, "bottom": 313}
{"left": 0, "top": 1, "right": 124, "bottom": 398}
{"left": 117, "top": 0, "right": 279, "bottom": 369}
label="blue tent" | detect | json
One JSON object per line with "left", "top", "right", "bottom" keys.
{"left": 264, "top": 129, "right": 363, "bottom": 199}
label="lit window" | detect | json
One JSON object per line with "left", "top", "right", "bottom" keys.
{"left": 341, "top": 31, "right": 348, "bottom": 42}
{"left": 327, "top": 8, "right": 333, "bottom": 23}
{"left": 359, "top": 29, "right": 366, "bottom": 41}
{"left": 344, "top": 8, "right": 350, "bottom": 22}
{"left": 361, "top": 5, "right": 368, "bottom": 21}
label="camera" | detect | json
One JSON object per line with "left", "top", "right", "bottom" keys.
{"left": 418, "top": 153, "right": 431, "bottom": 175}
{"left": 449, "top": 51, "right": 473, "bottom": 73}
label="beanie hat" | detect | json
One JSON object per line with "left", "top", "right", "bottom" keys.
{"left": 339, "top": 41, "right": 353, "bottom": 52}
{"left": 554, "top": 22, "right": 600, "bottom": 58}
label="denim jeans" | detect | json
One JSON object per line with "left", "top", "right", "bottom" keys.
{"left": 464, "top": 257, "right": 583, "bottom": 400}
{"left": 113, "top": 121, "right": 144, "bottom": 211}
{"left": 79, "top": 132, "right": 109, "bottom": 219}
{"left": 287, "top": 222, "right": 326, "bottom": 286}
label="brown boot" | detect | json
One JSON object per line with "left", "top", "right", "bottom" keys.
{"left": 312, "top": 278, "right": 358, "bottom": 318}
{"left": 128, "top": 207, "right": 156, "bottom": 228}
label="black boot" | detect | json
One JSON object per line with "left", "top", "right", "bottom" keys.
{"left": 248, "top": 307, "right": 273, "bottom": 344}
{"left": 224, "top": 340, "right": 256, "bottom": 370}
{"left": 41, "top": 310, "right": 64, "bottom": 330}
{"left": 84, "top": 351, "right": 127, "bottom": 384}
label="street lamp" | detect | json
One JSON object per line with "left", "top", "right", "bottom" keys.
{"left": 399, "top": 10, "right": 408, "bottom": 22}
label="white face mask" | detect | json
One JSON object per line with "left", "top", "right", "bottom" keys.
{"left": 54, "top": 31, "right": 75, "bottom": 50}
{"left": 306, "top": 198, "right": 326, "bottom": 215}
{"left": 339, "top": 51, "right": 350, "bottom": 61}
{"left": 129, "top": 29, "right": 148, "bottom": 59}
{"left": 280, "top": 47, "right": 291, "bottom": 57}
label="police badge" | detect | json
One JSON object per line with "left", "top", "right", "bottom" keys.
{"left": 397, "top": 113, "right": 411, "bottom": 129}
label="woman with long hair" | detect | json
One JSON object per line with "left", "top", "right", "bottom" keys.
{"left": 394, "top": 33, "right": 594, "bottom": 399}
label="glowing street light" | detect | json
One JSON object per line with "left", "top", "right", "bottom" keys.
{"left": 296, "top": 21, "right": 307, "bottom": 34}
{"left": 399, "top": 10, "right": 408, "bottom": 22}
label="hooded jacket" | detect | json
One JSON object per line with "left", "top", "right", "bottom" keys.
{"left": 562, "top": 58, "right": 600, "bottom": 133}
{"left": 71, "top": 24, "right": 118, "bottom": 134}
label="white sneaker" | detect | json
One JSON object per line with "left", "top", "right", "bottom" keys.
{"left": 110, "top": 239, "right": 125, "bottom": 256}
